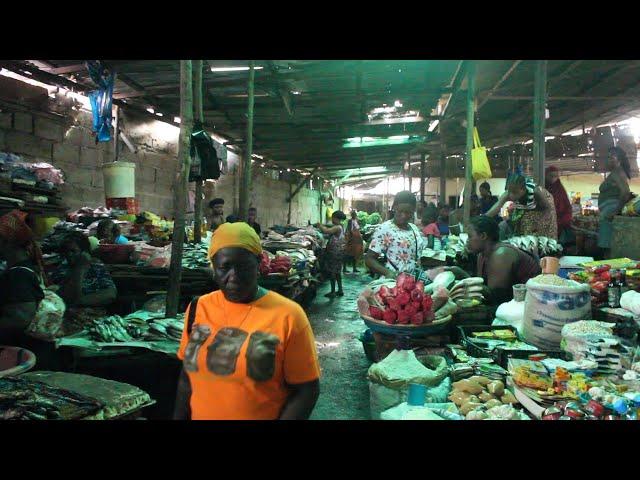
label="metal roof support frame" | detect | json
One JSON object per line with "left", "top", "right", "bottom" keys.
{"left": 239, "top": 61, "right": 256, "bottom": 221}
{"left": 463, "top": 62, "right": 476, "bottom": 226}
{"left": 166, "top": 60, "right": 194, "bottom": 318}
{"left": 533, "top": 60, "right": 548, "bottom": 185}
{"left": 193, "top": 59, "right": 204, "bottom": 244}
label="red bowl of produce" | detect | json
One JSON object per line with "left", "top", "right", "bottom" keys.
{"left": 95, "top": 244, "right": 135, "bottom": 264}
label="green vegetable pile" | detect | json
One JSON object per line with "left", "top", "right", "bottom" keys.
{"left": 353, "top": 211, "right": 383, "bottom": 226}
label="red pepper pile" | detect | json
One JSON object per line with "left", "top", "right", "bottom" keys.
{"left": 259, "top": 252, "right": 292, "bottom": 276}
{"left": 369, "top": 273, "right": 435, "bottom": 325}
{"left": 569, "top": 264, "right": 610, "bottom": 307}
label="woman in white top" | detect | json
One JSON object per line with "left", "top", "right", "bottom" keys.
{"left": 366, "top": 191, "right": 423, "bottom": 279}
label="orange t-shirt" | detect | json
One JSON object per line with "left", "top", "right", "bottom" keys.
{"left": 177, "top": 289, "right": 321, "bottom": 420}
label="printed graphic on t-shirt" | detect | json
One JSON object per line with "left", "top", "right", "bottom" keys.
{"left": 184, "top": 326, "right": 281, "bottom": 382}
{"left": 183, "top": 324, "right": 211, "bottom": 372}
{"left": 246, "top": 331, "right": 280, "bottom": 382}
{"left": 206, "top": 327, "right": 249, "bottom": 375}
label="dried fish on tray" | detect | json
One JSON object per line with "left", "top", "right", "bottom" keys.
{"left": 505, "top": 235, "right": 562, "bottom": 256}
{"left": 87, "top": 312, "right": 184, "bottom": 343}
{"left": 0, "top": 377, "right": 103, "bottom": 420}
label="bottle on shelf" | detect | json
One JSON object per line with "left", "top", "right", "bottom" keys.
{"left": 608, "top": 270, "right": 621, "bottom": 308}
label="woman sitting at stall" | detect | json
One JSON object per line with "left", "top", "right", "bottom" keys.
{"left": 366, "top": 191, "right": 423, "bottom": 279}
{"left": 173, "top": 222, "right": 320, "bottom": 420}
{"left": 96, "top": 219, "right": 129, "bottom": 244}
{"left": 486, "top": 172, "right": 558, "bottom": 240}
{"left": 50, "top": 232, "right": 117, "bottom": 308}
{"left": 316, "top": 210, "right": 347, "bottom": 298}
{"left": 446, "top": 216, "right": 541, "bottom": 305}
{"left": 598, "top": 146, "right": 632, "bottom": 257}
{"left": 0, "top": 210, "right": 45, "bottom": 345}
{"left": 343, "top": 210, "right": 364, "bottom": 274}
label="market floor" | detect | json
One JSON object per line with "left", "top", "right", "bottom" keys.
{"left": 306, "top": 272, "right": 373, "bottom": 420}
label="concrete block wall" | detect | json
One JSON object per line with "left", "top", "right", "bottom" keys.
{"left": 1, "top": 80, "right": 324, "bottom": 225}
{"left": 203, "top": 157, "right": 322, "bottom": 229}
{"left": 0, "top": 94, "right": 181, "bottom": 215}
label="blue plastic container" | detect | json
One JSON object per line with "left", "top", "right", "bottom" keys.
{"left": 407, "top": 383, "right": 427, "bottom": 406}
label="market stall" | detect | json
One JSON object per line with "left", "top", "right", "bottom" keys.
{"left": 260, "top": 225, "right": 323, "bottom": 305}
{"left": 0, "top": 371, "right": 153, "bottom": 420}
{"left": 356, "top": 255, "right": 640, "bottom": 420}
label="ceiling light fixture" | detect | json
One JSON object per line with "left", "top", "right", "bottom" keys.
{"left": 210, "top": 66, "right": 264, "bottom": 72}
{"left": 146, "top": 107, "right": 155, "bottom": 114}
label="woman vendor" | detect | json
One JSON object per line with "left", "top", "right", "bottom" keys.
{"left": 0, "top": 210, "right": 45, "bottom": 345}
{"left": 486, "top": 172, "right": 558, "bottom": 240}
{"left": 343, "top": 210, "right": 364, "bottom": 274}
{"left": 50, "top": 232, "right": 117, "bottom": 307}
{"left": 366, "top": 191, "right": 423, "bottom": 279}
{"left": 316, "top": 210, "right": 347, "bottom": 298}
{"left": 545, "top": 166, "right": 574, "bottom": 246}
{"left": 173, "top": 222, "right": 320, "bottom": 420}
{"left": 96, "top": 219, "right": 129, "bottom": 244}
{"left": 446, "top": 216, "right": 541, "bottom": 305}
{"left": 598, "top": 147, "right": 632, "bottom": 257}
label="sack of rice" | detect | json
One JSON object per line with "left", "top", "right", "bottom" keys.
{"left": 522, "top": 274, "right": 591, "bottom": 350}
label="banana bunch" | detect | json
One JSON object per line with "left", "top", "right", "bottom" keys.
{"left": 449, "top": 277, "right": 485, "bottom": 307}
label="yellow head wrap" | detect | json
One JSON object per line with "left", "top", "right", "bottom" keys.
{"left": 208, "top": 222, "right": 263, "bottom": 260}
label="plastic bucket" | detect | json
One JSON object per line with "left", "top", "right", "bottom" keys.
{"left": 102, "top": 162, "right": 136, "bottom": 198}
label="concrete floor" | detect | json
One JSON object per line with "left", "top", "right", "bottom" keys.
{"left": 307, "top": 272, "right": 372, "bottom": 420}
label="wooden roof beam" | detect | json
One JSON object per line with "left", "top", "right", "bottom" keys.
{"left": 478, "top": 60, "right": 522, "bottom": 111}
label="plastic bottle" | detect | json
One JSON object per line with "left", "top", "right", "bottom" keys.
{"left": 608, "top": 270, "right": 621, "bottom": 308}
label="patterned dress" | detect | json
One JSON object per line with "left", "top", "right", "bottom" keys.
{"left": 368, "top": 220, "right": 424, "bottom": 273}
{"left": 508, "top": 180, "right": 558, "bottom": 240}
{"left": 324, "top": 225, "right": 346, "bottom": 275}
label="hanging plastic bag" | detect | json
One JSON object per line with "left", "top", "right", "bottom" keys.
{"left": 472, "top": 127, "right": 492, "bottom": 181}
{"left": 86, "top": 61, "right": 115, "bottom": 143}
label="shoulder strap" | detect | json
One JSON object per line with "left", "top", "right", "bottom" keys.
{"left": 9, "top": 266, "right": 35, "bottom": 274}
{"left": 410, "top": 224, "right": 420, "bottom": 262}
{"left": 186, "top": 296, "right": 200, "bottom": 335}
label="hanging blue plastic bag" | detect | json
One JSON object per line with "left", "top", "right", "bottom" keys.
{"left": 86, "top": 61, "right": 115, "bottom": 143}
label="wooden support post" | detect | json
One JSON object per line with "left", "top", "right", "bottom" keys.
{"left": 439, "top": 124, "right": 446, "bottom": 206}
{"left": 166, "top": 60, "right": 193, "bottom": 318}
{"left": 193, "top": 59, "right": 204, "bottom": 244}
{"left": 287, "top": 183, "right": 293, "bottom": 224}
{"left": 420, "top": 153, "right": 426, "bottom": 204}
{"left": 408, "top": 152, "right": 413, "bottom": 192}
{"left": 533, "top": 60, "right": 548, "bottom": 185}
{"left": 463, "top": 61, "right": 476, "bottom": 227}
{"left": 238, "top": 61, "right": 256, "bottom": 220}
{"left": 113, "top": 104, "right": 120, "bottom": 161}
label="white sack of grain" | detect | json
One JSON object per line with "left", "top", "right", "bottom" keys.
{"left": 522, "top": 274, "right": 591, "bottom": 350}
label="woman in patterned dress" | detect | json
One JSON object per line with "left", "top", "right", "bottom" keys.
{"left": 365, "top": 191, "right": 423, "bottom": 279}
{"left": 486, "top": 173, "right": 558, "bottom": 240}
{"left": 316, "top": 211, "right": 347, "bottom": 298}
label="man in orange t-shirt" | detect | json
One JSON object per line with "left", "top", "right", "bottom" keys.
{"left": 174, "top": 222, "right": 320, "bottom": 420}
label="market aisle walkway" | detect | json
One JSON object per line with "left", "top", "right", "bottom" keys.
{"left": 306, "top": 273, "right": 372, "bottom": 420}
